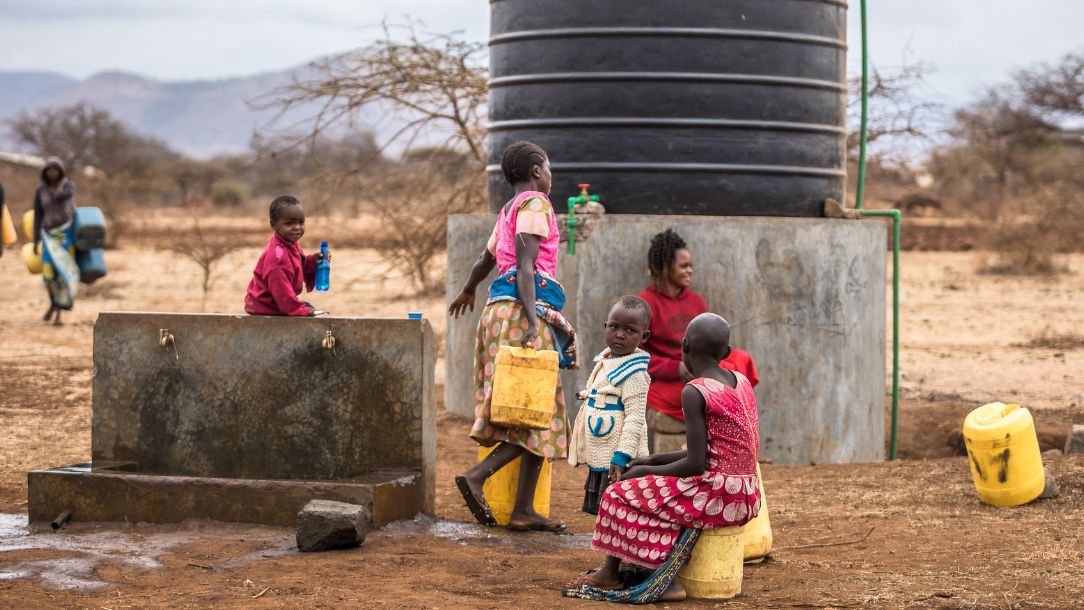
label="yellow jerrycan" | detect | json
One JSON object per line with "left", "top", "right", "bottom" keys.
{"left": 22, "top": 242, "right": 43, "bottom": 274}
{"left": 963, "top": 402, "right": 1045, "bottom": 507}
{"left": 1, "top": 204, "right": 16, "bottom": 245}
{"left": 743, "top": 463, "right": 773, "bottom": 562}
{"left": 678, "top": 525, "right": 745, "bottom": 599}
{"left": 22, "top": 209, "right": 35, "bottom": 240}
{"left": 478, "top": 446, "right": 552, "bottom": 526}
{"left": 490, "top": 346, "right": 559, "bottom": 429}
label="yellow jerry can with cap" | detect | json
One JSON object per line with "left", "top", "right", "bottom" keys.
{"left": 478, "top": 446, "right": 552, "bottom": 526}
{"left": 743, "top": 463, "right": 773, "bottom": 562}
{"left": 963, "top": 402, "right": 1045, "bottom": 507}
{"left": 490, "top": 346, "right": 559, "bottom": 430}
{"left": 678, "top": 525, "right": 745, "bottom": 599}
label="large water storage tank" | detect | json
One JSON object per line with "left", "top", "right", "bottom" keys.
{"left": 488, "top": 0, "right": 847, "bottom": 216}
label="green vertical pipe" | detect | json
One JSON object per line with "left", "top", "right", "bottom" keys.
{"left": 855, "top": 0, "right": 869, "bottom": 210}
{"left": 855, "top": 0, "right": 900, "bottom": 460}
{"left": 861, "top": 209, "right": 900, "bottom": 460}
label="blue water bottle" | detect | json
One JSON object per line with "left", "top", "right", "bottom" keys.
{"left": 315, "top": 241, "right": 330, "bottom": 291}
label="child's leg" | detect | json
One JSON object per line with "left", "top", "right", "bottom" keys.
{"left": 457, "top": 442, "right": 525, "bottom": 526}
{"left": 461, "top": 442, "right": 524, "bottom": 485}
{"left": 508, "top": 452, "right": 565, "bottom": 531}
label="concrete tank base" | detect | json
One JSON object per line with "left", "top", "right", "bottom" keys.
{"left": 446, "top": 214, "right": 886, "bottom": 464}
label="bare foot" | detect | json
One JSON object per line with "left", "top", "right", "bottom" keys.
{"left": 566, "top": 567, "right": 623, "bottom": 591}
{"left": 507, "top": 508, "right": 565, "bottom": 532}
{"left": 658, "top": 578, "right": 687, "bottom": 602}
{"left": 42, "top": 307, "right": 55, "bottom": 322}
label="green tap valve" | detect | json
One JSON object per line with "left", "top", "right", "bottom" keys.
{"left": 566, "top": 183, "right": 600, "bottom": 256}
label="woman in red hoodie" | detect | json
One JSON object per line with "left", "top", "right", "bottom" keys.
{"left": 639, "top": 229, "right": 758, "bottom": 449}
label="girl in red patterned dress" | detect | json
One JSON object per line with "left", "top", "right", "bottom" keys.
{"left": 564, "top": 313, "right": 760, "bottom": 603}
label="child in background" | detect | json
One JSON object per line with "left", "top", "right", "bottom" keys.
{"left": 564, "top": 313, "right": 761, "bottom": 603}
{"left": 568, "top": 296, "right": 653, "bottom": 515}
{"left": 720, "top": 345, "right": 759, "bottom": 388}
{"left": 244, "top": 195, "right": 329, "bottom": 316}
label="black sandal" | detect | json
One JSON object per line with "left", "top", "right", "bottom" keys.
{"left": 455, "top": 475, "right": 497, "bottom": 526}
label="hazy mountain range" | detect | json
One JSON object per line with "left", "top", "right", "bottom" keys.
{"left": 0, "top": 65, "right": 379, "bottom": 159}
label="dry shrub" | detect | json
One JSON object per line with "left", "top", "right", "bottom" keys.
{"left": 168, "top": 219, "right": 240, "bottom": 311}
{"left": 365, "top": 159, "right": 484, "bottom": 296}
{"left": 980, "top": 183, "right": 1083, "bottom": 275}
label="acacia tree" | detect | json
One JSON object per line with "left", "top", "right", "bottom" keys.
{"left": 256, "top": 20, "right": 488, "bottom": 166}
{"left": 7, "top": 102, "right": 177, "bottom": 176}
{"left": 1017, "top": 49, "right": 1084, "bottom": 123}
{"left": 846, "top": 61, "right": 940, "bottom": 165}
{"left": 256, "top": 20, "right": 489, "bottom": 293}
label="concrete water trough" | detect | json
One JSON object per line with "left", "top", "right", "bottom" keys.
{"left": 28, "top": 313, "right": 436, "bottom": 527}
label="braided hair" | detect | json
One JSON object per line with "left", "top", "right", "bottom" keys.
{"left": 499, "top": 141, "right": 547, "bottom": 185}
{"left": 647, "top": 228, "right": 687, "bottom": 280}
{"left": 269, "top": 194, "right": 301, "bottom": 222}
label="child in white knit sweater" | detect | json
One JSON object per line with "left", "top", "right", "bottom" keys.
{"left": 568, "top": 296, "right": 653, "bottom": 515}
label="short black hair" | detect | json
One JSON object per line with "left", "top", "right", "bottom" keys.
{"left": 616, "top": 295, "right": 652, "bottom": 327}
{"left": 500, "top": 141, "right": 547, "bottom": 185}
{"left": 647, "top": 228, "right": 688, "bottom": 279}
{"left": 269, "top": 194, "right": 301, "bottom": 222}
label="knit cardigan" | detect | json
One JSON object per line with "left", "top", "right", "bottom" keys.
{"left": 567, "top": 348, "right": 651, "bottom": 471}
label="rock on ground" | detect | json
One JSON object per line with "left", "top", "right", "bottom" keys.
{"left": 296, "top": 499, "right": 370, "bottom": 552}
{"left": 1065, "top": 425, "right": 1084, "bottom": 454}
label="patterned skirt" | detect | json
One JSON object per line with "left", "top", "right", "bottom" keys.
{"left": 469, "top": 301, "right": 568, "bottom": 459}
{"left": 592, "top": 472, "right": 760, "bottom": 569}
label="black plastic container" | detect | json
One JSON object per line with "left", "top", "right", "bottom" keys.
{"left": 488, "top": 0, "right": 847, "bottom": 216}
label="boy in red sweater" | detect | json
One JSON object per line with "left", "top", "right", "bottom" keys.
{"left": 244, "top": 195, "right": 328, "bottom": 316}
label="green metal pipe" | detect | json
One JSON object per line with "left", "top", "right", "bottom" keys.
{"left": 861, "top": 209, "right": 900, "bottom": 460}
{"left": 854, "top": 0, "right": 900, "bottom": 460}
{"left": 855, "top": 0, "right": 869, "bottom": 210}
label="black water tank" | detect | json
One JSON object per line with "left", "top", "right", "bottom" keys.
{"left": 487, "top": 0, "right": 847, "bottom": 216}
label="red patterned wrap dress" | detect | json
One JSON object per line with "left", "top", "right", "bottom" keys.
{"left": 591, "top": 374, "right": 761, "bottom": 569}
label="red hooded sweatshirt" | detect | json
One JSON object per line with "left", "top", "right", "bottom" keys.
{"left": 640, "top": 284, "right": 707, "bottom": 418}
{"left": 244, "top": 233, "right": 319, "bottom": 316}
{"left": 639, "top": 285, "right": 760, "bottom": 420}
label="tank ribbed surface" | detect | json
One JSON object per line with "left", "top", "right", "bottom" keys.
{"left": 488, "top": 0, "right": 847, "bottom": 215}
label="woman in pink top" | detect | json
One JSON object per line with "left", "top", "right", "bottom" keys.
{"left": 448, "top": 141, "right": 572, "bottom": 532}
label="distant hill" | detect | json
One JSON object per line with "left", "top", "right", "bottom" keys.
{"left": 0, "top": 66, "right": 381, "bottom": 159}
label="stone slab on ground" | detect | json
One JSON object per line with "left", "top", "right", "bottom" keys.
{"left": 296, "top": 499, "right": 371, "bottom": 552}
{"left": 1065, "top": 425, "right": 1084, "bottom": 454}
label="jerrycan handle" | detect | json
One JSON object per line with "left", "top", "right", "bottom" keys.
{"left": 510, "top": 346, "right": 539, "bottom": 358}
{"left": 973, "top": 402, "right": 1021, "bottom": 426}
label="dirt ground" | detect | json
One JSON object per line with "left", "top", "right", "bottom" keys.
{"left": 1, "top": 214, "right": 1083, "bottom": 608}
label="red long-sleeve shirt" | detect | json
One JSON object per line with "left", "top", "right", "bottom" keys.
{"left": 640, "top": 285, "right": 707, "bottom": 418}
{"left": 639, "top": 285, "right": 759, "bottom": 420}
{"left": 244, "top": 233, "right": 318, "bottom": 316}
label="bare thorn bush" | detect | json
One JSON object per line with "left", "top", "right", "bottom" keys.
{"left": 169, "top": 220, "right": 239, "bottom": 311}
{"left": 366, "top": 157, "right": 484, "bottom": 296}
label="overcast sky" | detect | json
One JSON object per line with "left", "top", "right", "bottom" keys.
{"left": 1, "top": 0, "right": 1081, "bottom": 110}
